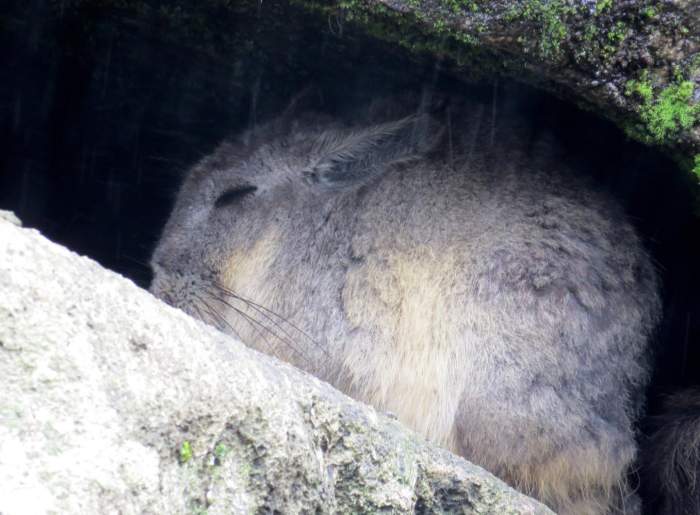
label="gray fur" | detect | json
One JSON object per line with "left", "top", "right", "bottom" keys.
{"left": 644, "top": 390, "right": 700, "bottom": 514}
{"left": 150, "top": 96, "right": 661, "bottom": 514}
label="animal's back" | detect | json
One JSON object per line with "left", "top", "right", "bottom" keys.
{"left": 150, "top": 96, "right": 661, "bottom": 514}
{"left": 339, "top": 141, "right": 658, "bottom": 510}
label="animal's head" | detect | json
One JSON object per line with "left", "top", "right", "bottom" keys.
{"left": 149, "top": 96, "right": 441, "bottom": 325}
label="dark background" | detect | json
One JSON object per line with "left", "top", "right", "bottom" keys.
{"left": 1, "top": 0, "right": 699, "bottom": 508}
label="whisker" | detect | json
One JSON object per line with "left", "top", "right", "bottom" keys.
{"left": 208, "top": 296, "right": 280, "bottom": 357}
{"left": 197, "top": 296, "right": 262, "bottom": 348}
{"left": 213, "top": 282, "right": 329, "bottom": 358}
{"left": 192, "top": 303, "right": 208, "bottom": 324}
{"left": 223, "top": 290, "right": 317, "bottom": 355}
{"left": 194, "top": 295, "right": 224, "bottom": 329}
{"left": 197, "top": 295, "right": 247, "bottom": 343}
{"left": 203, "top": 291, "right": 313, "bottom": 365}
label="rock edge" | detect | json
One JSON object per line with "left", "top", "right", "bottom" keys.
{"left": 0, "top": 216, "right": 553, "bottom": 514}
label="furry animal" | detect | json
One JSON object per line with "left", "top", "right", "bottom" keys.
{"left": 150, "top": 94, "right": 661, "bottom": 514}
{"left": 643, "top": 389, "right": 700, "bottom": 515}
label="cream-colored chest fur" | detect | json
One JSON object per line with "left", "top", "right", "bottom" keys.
{"left": 221, "top": 226, "right": 470, "bottom": 450}
{"left": 340, "top": 245, "right": 468, "bottom": 451}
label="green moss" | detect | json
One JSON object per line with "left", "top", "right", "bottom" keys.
{"left": 180, "top": 441, "right": 193, "bottom": 464}
{"left": 453, "top": 30, "right": 478, "bottom": 46}
{"left": 641, "top": 6, "right": 656, "bottom": 18}
{"left": 691, "top": 55, "right": 700, "bottom": 75}
{"left": 214, "top": 443, "right": 229, "bottom": 461}
{"left": 583, "top": 24, "right": 598, "bottom": 43}
{"left": 607, "top": 20, "right": 627, "bottom": 43}
{"left": 595, "top": 20, "right": 627, "bottom": 60}
{"left": 625, "top": 72, "right": 699, "bottom": 143}
{"left": 626, "top": 73, "right": 653, "bottom": 102}
{"left": 440, "top": 0, "right": 479, "bottom": 14}
{"left": 292, "top": 0, "right": 697, "bottom": 188}
{"left": 594, "top": 0, "right": 612, "bottom": 15}
{"left": 307, "top": 0, "right": 487, "bottom": 61}
{"left": 512, "top": 0, "right": 571, "bottom": 60}
{"left": 432, "top": 17, "right": 447, "bottom": 32}
{"left": 693, "top": 155, "right": 700, "bottom": 181}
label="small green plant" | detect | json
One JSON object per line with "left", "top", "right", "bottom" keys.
{"left": 626, "top": 73, "right": 653, "bottom": 103}
{"left": 693, "top": 155, "right": 700, "bottom": 181}
{"left": 439, "top": 0, "right": 478, "bottom": 14}
{"left": 607, "top": 21, "right": 627, "bottom": 43}
{"left": 594, "top": 0, "right": 612, "bottom": 14}
{"left": 583, "top": 24, "right": 598, "bottom": 42}
{"left": 625, "top": 72, "right": 699, "bottom": 143}
{"left": 214, "top": 443, "right": 229, "bottom": 461}
{"left": 521, "top": 0, "right": 571, "bottom": 59}
{"left": 179, "top": 441, "right": 193, "bottom": 464}
{"left": 641, "top": 6, "right": 656, "bottom": 18}
{"left": 191, "top": 503, "right": 208, "bottom": 515}
{"left": 503, "top": 0, "right": 571, "bottom": 58}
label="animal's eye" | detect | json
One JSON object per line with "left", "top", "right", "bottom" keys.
{"left": 214, "top": 185, "right": 257, "bottom": 208}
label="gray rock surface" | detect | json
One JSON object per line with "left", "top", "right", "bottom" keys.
{"left": 0, "top": 215, "right": 553, "bottom": 514}
{"left": 0, "top": 210, "right": 21, "bottom": 227}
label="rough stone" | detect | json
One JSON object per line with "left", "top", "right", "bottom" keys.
{"left": 0, "top": 210, "right": 21, "bottom": 227}
{"left": 0, "top": 215, "right": 553, "bottom": 514}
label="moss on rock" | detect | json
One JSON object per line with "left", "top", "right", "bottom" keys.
{"left": 20, "top": 0, "right": 700, "bottom": 180}
{"left": 292, "top": 0, "right": 700, "bottom": 179}
{"left": 625, "top": 71, "right": 700, "bottom": 145}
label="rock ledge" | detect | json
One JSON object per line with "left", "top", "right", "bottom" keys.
{"left": 0, "top": 215, "right": 552, "bottom": 514}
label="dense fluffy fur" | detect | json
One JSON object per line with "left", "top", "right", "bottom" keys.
{"left": 643, "top": 390, "right": 700, "bottom": 514}
{"left": 150, "top": 95, "right": 661, "bottom": 514}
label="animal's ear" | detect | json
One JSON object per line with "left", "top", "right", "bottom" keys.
{"left": 244, "top": 87, "right": 324, "bottom": 146}
{"left": 278, "top": 87, "right": 324, "bottom": 126}
{"left": 304, "top": 114, "right": 441, "bottom": 188}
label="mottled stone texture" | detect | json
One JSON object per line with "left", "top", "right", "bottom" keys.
{"left": 0, "top": 215, "right": 552, "bottom": 514}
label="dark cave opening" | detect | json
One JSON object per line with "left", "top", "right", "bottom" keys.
{"left": 1, "top": 1, "right": 699, "bottom": 511}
